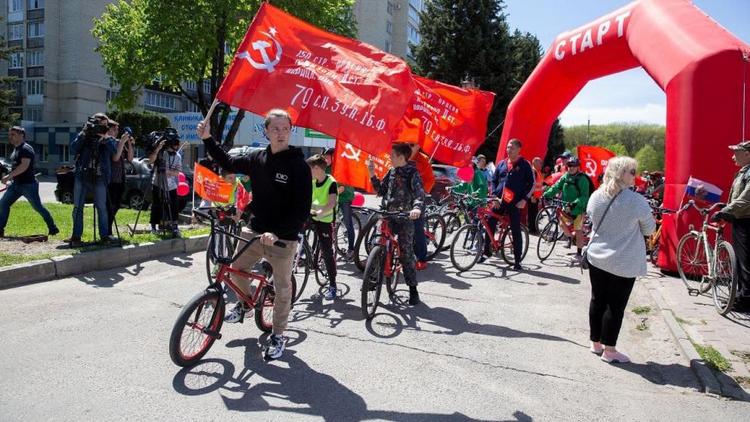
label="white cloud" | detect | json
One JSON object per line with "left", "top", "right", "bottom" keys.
{"left": 559, "top": 103, "right": 666, "bottom": 127}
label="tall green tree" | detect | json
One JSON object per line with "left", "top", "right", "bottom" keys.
{"left": 0, "top": 18, "right": 20, "bottom": 129}
{"left": 634, "top": 144, "right": 662, "bottom": 172}
{"left": 93, "top": 0, "right": 356, "bottom": 147}
{"left": 544, "top": 119, "right": 565, "bottom": 167}
{"left": 414, "top": 0, "right": 533, "bottom": 161}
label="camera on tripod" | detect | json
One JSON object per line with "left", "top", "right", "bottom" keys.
{"left": 144, "top": 128, "right": 181, "bottom": 154}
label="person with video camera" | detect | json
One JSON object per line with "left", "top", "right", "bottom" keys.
{"left": 147, "top": 128, "right": 183, "bottom": 237}
{"left": 67, "top": 113, "right": 117, "bottom": 247}
{"left": 107, "top": 121, "right": 134, "bottom": 237}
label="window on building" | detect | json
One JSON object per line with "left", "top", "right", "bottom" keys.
{"left": 202, "top": 79, "right": 211, "bottom": 93}
{"left": 408, "top": 5, "right": 420, "bottom": 23}
{"left": 28, "top": 0, "right": 44, "bottom": 10}
{"left": 384, "top": 40, "right": 391, "bottom": 53}
{"left": 106, "top": 89, "right": 119, "bottom": 103}
{"left": 386, "top": 21, "right": 393, "bottom": 35}
{"left": 387, "top": 1, "right": 395, "bottom": 15}
{"left": 145, "top": 91, "right": 177, "bottom": 110}
{"left": 26, "top": 79, "right": 44, "bottom": 95}
{"left": 9, "top": 52, "right": 24, "bottom": 69}
{"left": 185, "top": 101, "right": 200, "bottom": 113}
{"left": 8, "top": 0, "right": 23, "bottom": 13}
{"left": 27, "top": 50, "right": 43, "bottom": 66}
{"left": 37, "top": 143, "right": 48, "bottom": 162}
{"left": 28, "top": 21, "right": 44, "bottom": 38}
{"left": 25, "top": 107, "right": 42, "bottom": 121}
{"left": 183, "top": 81, "right": 197, "bottom": 91}
{"left": 8, "top": 23, "right": 24, "bottom": 40}
{"left": 58, "top": 145, "right": 70, "bottom": 162}
{"left": 408, "top": 24, "right": 420, "bottom": 44}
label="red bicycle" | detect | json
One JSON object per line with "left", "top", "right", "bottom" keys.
{"left": 449, "top": 198, "right": 529, "bottom": 271}
{"left": 168, "top": 208, "right": 297, "bottom": 367}
{"left": 361, "top": 209, "right": 412, "bottom": 319}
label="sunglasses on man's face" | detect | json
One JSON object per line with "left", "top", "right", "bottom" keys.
{"left": 629, "top": 169, "right": 637, "bottom": 176}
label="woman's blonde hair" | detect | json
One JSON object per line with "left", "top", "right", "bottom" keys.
{"left": 601, "top": 156, "right": 638, "bottom": 198}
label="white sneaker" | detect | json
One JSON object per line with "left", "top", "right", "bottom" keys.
{"left": 601, "top": 350, "right": 630, "bottom": 363}
{"left": 224, "top": 302, "right": 248, "bottom": 323}
{"left": 265, "top": 334, "right": 286, "bottom": 360}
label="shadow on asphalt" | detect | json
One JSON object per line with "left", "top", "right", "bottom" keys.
{"left": 74, "top": 261, "right": 145, "bottom": 288}
{"left": 171, "top": 338, "right": 524, "bottom": 421}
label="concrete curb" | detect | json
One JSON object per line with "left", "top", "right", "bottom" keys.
{"left": 0, "top": 235, "right": 209, "bottom": 290}
{"left": 644, "top": 283, "right": 727, "bottom": 397}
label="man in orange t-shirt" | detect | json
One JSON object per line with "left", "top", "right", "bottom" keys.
{"left": 410, "top": 144, "right": 435, "bottom": 270}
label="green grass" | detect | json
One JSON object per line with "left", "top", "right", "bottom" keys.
{"left": 632, "top": 306, "right": 652, "bottom": 315}
{"left": 1, "top": 202, "right": 209, "bottom": 267}
{"left": 692, "top": 342, "right": 733, "bottom": 373}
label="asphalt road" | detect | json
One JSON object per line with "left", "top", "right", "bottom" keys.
{"left": 1, "top": 234, "right": 748, "bottom": 420}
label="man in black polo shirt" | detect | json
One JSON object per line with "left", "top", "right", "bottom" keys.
{"left": 0, "top": 126, "right": 59, "bottom": 237}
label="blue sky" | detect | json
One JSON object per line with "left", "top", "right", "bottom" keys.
{"left": 504, "top": 0, "right": 750, "bottom": 127}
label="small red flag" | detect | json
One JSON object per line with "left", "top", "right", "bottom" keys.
{"left": 577, "top": 145, "right": 616, "bottom": 188}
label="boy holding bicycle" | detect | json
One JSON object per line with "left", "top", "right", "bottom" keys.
{"left": 366, "top": 142, "right": 425, "bottom": 305}
{"left": 307, "top": 154, "right": 339, "bottom": 300}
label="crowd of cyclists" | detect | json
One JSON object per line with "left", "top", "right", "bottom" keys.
{"left": 178, "top": 107, "right": 748, "bottom": 364}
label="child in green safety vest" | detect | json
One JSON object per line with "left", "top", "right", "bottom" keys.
{"left": 308, "top": 154, "right": 339, "bottom": 300}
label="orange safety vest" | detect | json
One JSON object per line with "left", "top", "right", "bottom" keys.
{"left": 532, "top": 167, "right": 543, "bottom": 199}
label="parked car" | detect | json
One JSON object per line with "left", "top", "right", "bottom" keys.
{"left": 430, "top": 164, "right": 459, "bottom": 201}
{"left": 0, "top": 157, "right": 11, "bottom": 179}
{"left": 54, "top": 157, "right": 193, "bottom": 211}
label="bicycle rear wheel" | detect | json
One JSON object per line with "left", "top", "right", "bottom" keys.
{"left": 676, "top": 232, "right": 711, "bottom": 294}
{"left": 450, "top": 224, "right": 484, "bottom": 272}
{"left": 500, "top": 224, "right": 529, "bottom": 266}
{"left": 536, "top": 220, "right": 559, "bottom": 261}
{"left": 712, "top": 241, "right": 738, "bottom": 315}
{"left": 424, "top": 213, "right": 446, "bottom": 261}
{"left": 291, "top": 240, "right": 311, "bottom": 303}
{"left": 354, "top": 215, "right": 379, "bottom": 272}
{"left": 169, "top": 289, "right": 225, "bottom": 367}
{"left": 314, "top": 245, "right": 329, "bottom": 287}
{"left": 442, "top": 211, "right": 462, "bottom": 250}
{"left": 361, "top": 245, "right": 384, "bottom": 319}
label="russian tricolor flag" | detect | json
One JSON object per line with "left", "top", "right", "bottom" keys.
{"left": 685, "top": 176, "right": 723, "bottom": 203}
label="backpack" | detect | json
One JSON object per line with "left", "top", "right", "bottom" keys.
{"left": 573, "top": 172, "right": 596, "bottom": 196}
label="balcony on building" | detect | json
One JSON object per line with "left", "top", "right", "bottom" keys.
{"left": 26, "top": 66, "right": 44, "bottom": 77}
{"left": 27, "top": 37, "right": 44, "bottom": 48}
{"left": 7, "top": 69, "right": 24, "bottom": 78}
{"left": 27, "top": 8, "right": 44, "bottom": 20}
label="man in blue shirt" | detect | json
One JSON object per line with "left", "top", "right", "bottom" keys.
{"left": 0, "top": 126, "right": 59, "bottom": 238}
{"left": 488, "top": 139, "right": 534, "bottom": 270}
{"left": 67, "top": 113, "right": 116, "bottom": 246}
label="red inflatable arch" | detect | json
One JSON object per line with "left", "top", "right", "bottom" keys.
{"left": 497, "top": 0, "right": 750, "bottom": 271}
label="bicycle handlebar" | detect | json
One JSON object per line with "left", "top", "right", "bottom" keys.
{"left": 679, "top": 200, "right": 726, "bottom": 216}
{"left": 194, "top": 208, "right": 285, "bottom": 248}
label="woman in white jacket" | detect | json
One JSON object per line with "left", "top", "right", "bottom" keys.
{"left": 585, "top": 157, "right": 655, "bottom": 363}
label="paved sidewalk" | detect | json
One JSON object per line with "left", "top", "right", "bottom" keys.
{"left": 644, "top": 267, "right": 750, "bottom": 391}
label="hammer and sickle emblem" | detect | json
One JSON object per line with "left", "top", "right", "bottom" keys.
{"left": 584, "top": 159, "right": 597, "bottom": 178}
{"left": 341, "top": 143, "right": 361, "bottom": 162}
{"left": 237, "top": 30, "right": 283, "bottom": 73}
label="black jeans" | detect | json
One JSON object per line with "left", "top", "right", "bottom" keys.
{"left": 528, "top": 199, "right": 539, "bottom": 234}
{"left": 312, "top": 220, "right": 337, "bottom": 287}
{"left": 150, "top": 185, "right": 179, "bottom": 229}
{"left": 732, "top": 218, "right": 750, "bottom": 299}
{"left": 107, "top": 182, "right": 124, "bottom": 235}
{"left": 588, "top": 262, "right": 636, "bottom": 346}
{"left": 484, "top": 204, "right": 523, "bottom": 265}
{"left": 391, "top": 218, "right": 417, "bottom": 286}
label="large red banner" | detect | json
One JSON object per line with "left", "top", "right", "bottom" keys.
{"left": 395, "top": 76, "right": 495, "bottom": 167}
{"left": 577, "top": 145, "right": 616, "bottom": 187}
{"left": 216, "top": 3, "right": 415, "bottom": 154}
{"left": 332, "top": 141, "right": 391, "bottom": 193}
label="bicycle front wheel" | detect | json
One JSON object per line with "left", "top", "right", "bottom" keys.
{"left": 169, "top": 289, "right": 225, "bottom": 367}
{"left": 676, "top": 232, "right": 710, "bottom": 294}
{"left": 361, "top": 245, "right": 384, "bottom": 319}
{"left": 713, "top": 241, "right": 738, "bottom": 315}
{"left": 450, "top": 224, "right": 484, "bottom": 272}
{"left": 536, "top": 220, "right": 559, "bottom": 261}
{"left": 314, "top": 246, "right": 329, "bottom": 287}
{"left": 500, "top": 224, "right": 530, "bottom": 266}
